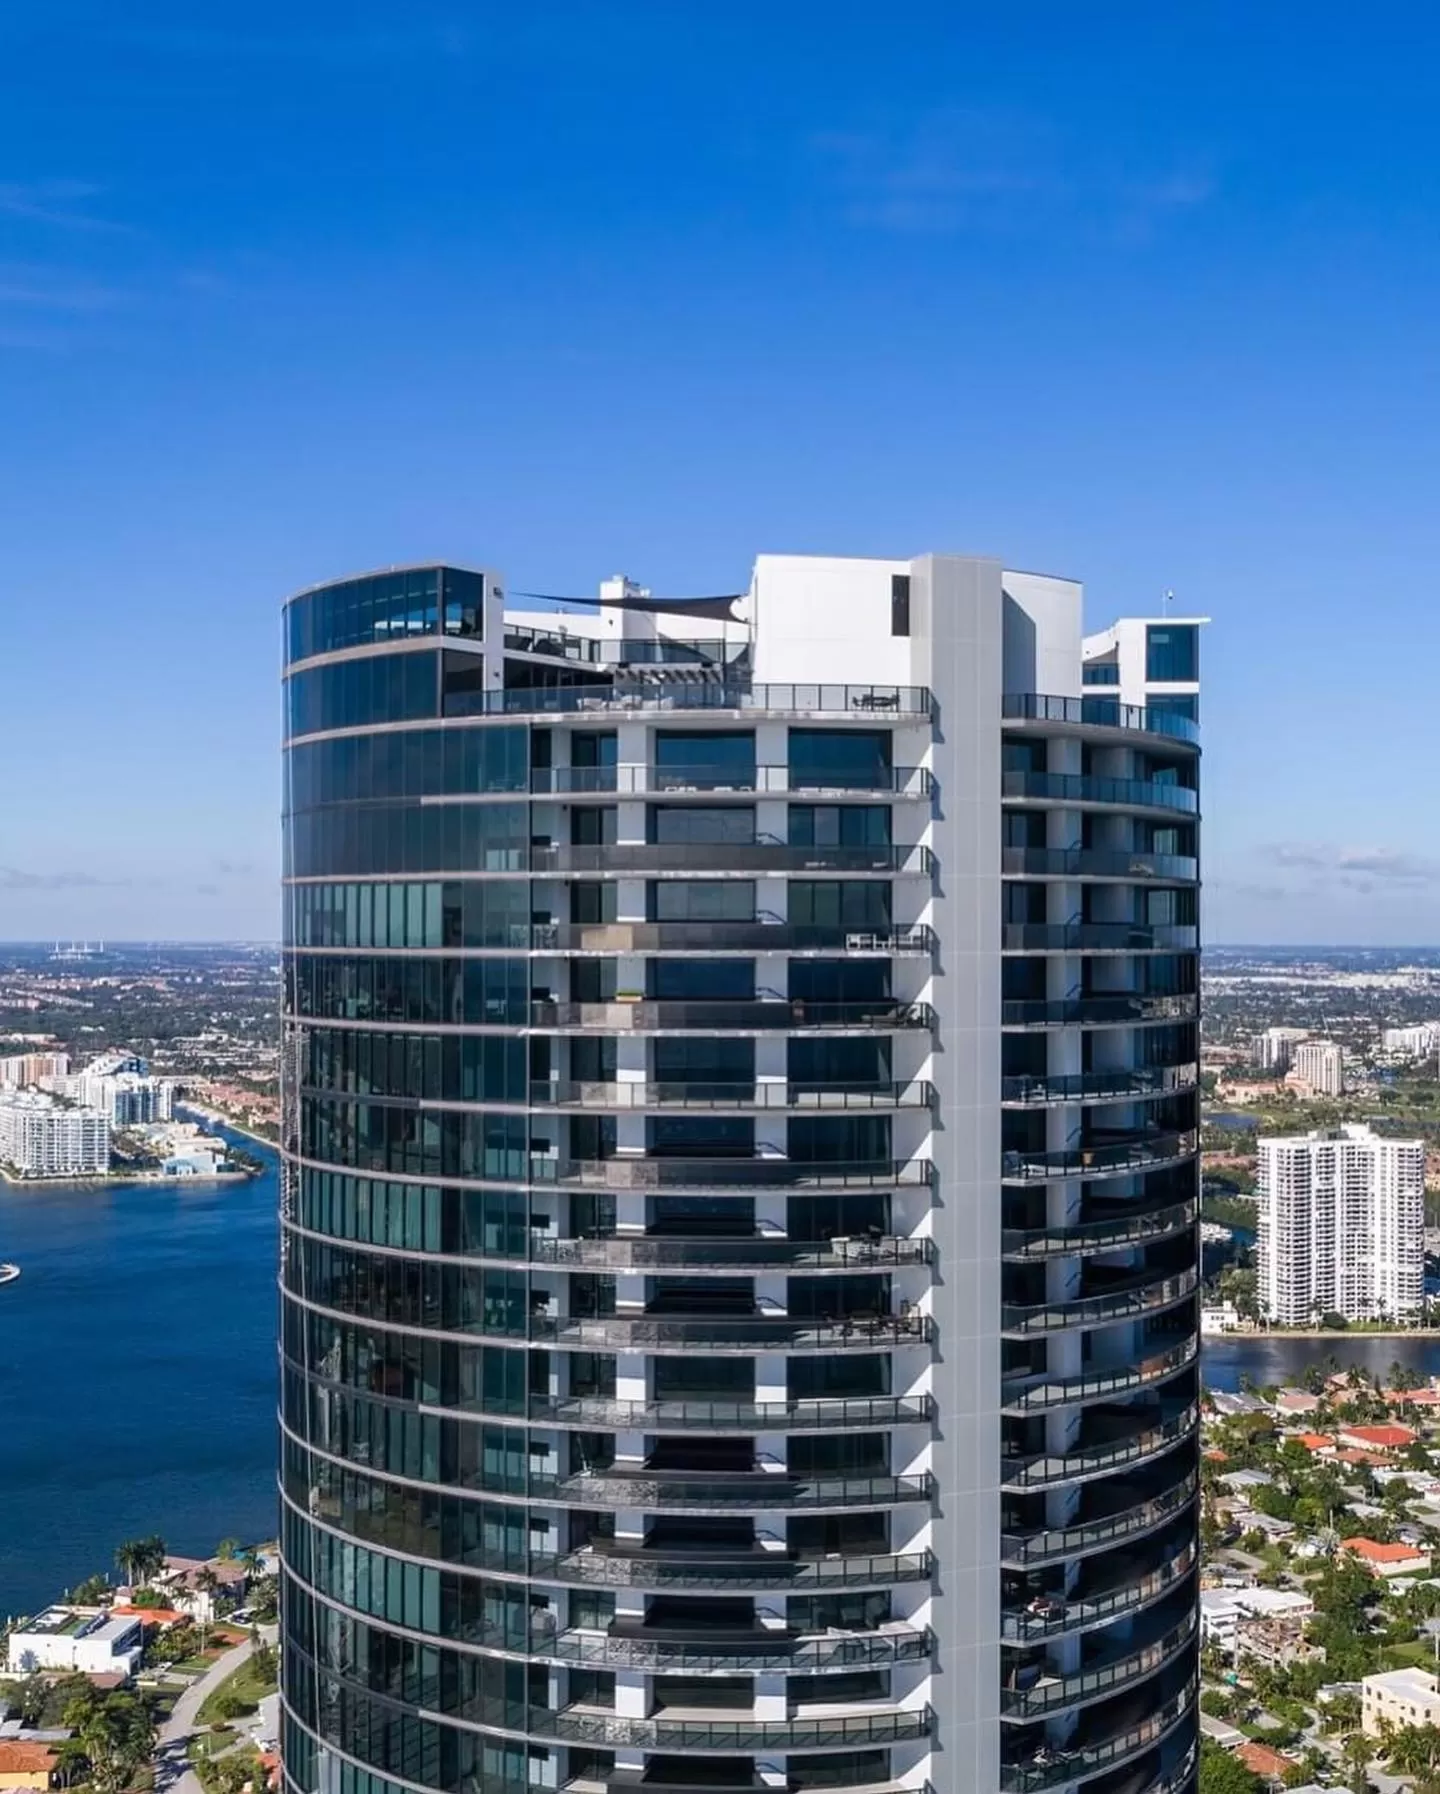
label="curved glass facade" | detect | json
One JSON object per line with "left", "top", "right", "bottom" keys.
{"left": 281, "top": 560, "right": 1200, "bottom": 1794}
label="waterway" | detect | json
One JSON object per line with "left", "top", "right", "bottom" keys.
{"left": 1204, "top": 1332, "right": 1440, "bottom": 1392}
{"left": 0, "top": 1128, "right": 277, "bottom": 1618}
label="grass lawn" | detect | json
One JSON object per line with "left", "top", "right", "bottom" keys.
{"left": 197, "top": 1651, "right": 278, "bottom": 1728}
{"left": 189, "top": 1727, "right": 239, "bottom": 1762}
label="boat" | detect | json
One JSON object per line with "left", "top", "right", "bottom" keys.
{"left": 0, "top": 1263, "right": 19, "bottom": 1286}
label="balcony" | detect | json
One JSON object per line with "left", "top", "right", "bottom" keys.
{"left": 552, "top": 1546, "right": 934, "bottom": 1592}
{"left": 532, "top": 842, "right": 934, "bottom": 876}
{"left": 1001, "top": 1333, "right": 1197, "bottom": 1413}
{"left": 549, "top": 1469, "right": 935, "bottom": 1512}
{"left": 1000, "top": 1536, "right": 1197, "bottom": 1640}
{"left": 1001, "top": 692, "right": 1200, "bottom": 746}
{"left": 1002, "top": 1194, "right": 1198, "bottom": 1261}
{"left": 1001, "top": 1267, "right": 1199, "bottom": 1334}
{"left": 448, "top": 680, "right": 935, "bottom": 720}
{"left": 542, "top": 1157, "right": 935, "bottom": 1191}
{"left": 1001, "top": 1131, "right": 1198, "bottom": 1183}
{"left": 1001, "top": 1605, "right": 1196, "bottom": 1717}
{"left": 531, "top": 764, "right": 934, "bottom": 798}
{"left": 530, "top": 1080, "right": 936, "bottom": 1112}
{"left": 1001, "top": 923, "right": 1199, "bottom": 953}
{"left": 1002, "top": 994, "right": 1198, "bottom": 1029}
{"left": 531, "top": 1234, "right": 935, "bottom": 1273}
{"left": 1001, "top": 1467, "right": 1198, "bottom": 1567}
{"left": 503, "top": 630, "right": 749, "bottom": 668}
{"left": 1000, "top": 1399, "right": 1198, "bottom": 1489}
{"left": 530, "top": 999, "right": 936, "bottom": 1033}
{"left": 998, "top": 1676, "right": 1196, "bottom": 1791}
{"left": 1002, "top": 847, "right": 1198, "bottom": 883}
{"left": 536, "top": 922, "right": 936, "bottom": 956}
{"left": 1001, "top": 769, "right": 1199, "bottom": 815}
{"left": 1001, "top": 1067, "right": 1198, "bottom": 1107}
{"left": 530, "top": 1394, "right": 936, "bottom": 1430}
{"left": 543, "top": 1622, "right": 934, "bottom": 1673}
{"left": 530, "top": 1310, "right": 934, "bottom": 1353}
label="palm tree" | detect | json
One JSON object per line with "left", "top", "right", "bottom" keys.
{"left": 215, "top": 1537, "right": 241, "bottom": 1563}
{"left": 1343, "top": 1727, "right": 1376, "bottom": 1793}
{"left": 194, "top": 1565, "right": 222, "bottom": 1650}
{"left": 50, "top": 1738, "right": 88, "bottom": 1790}
{"left": 113, "top": 1539, "right": 150, "bottom": 1590}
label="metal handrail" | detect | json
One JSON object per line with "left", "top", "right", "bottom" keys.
{"left": 998, "top": 1677, "right": 1196, "bottom": 1790}
{"left": 531, "top": 998, "right": 937, "bottom": 1031}
{"left": 438, "top": 680, "right": 936, "bottom": 720}
{"left": 528, "top": 1394, "right": 936, "bottom": 1429}
{"left": 1002, "top": 994, "right": 1198, "bottom": 1027}
{"left": 529, "top": 1312, "right": 935, "bottom": 1350}
{"left": 1001, "top": 1608, "right": 1197, "bottom": 1716}
{"left": 1002, "top": 1196, "right": 1198, "bottom": 1260}
{"left": 529, "top": 1080, "right": 937, "bottom": 1111}
{"left": 1001, "top": 692, "right": 1200, "bottom": 744}
{"left": 531, "top": 1234, "right": 934, "bottom": 1271}
{"left": 1001, "top": 1334, "right": 1197, "bottom": 1412}
{"left": 1002, "top": 770, "right": 1199, "bottom": 813}
{"left": 530, "top": 764, "right": 934, "bottom": 796}
{"left": 1002, "top": 847, "right": 1198, "bottom": 882}
{"left": 1000, "top": 1401, "right": 1198, "bottom": 1488}
{"left": 1001, "top": 1132, "right": 1198, "bottom": 1181}
{"left": 1001, "top": 1268, "right": 1199, "bottom": 1333}
{"left": 531, "top": 842, "right": 935, "bottom": 875}
{"left": 1001, "top": 923, "right": 1199, "bottom": 952}
{"left": 1001, "top": 1469, "right": 1198, "bottom": 1566}
{"left": 539, "top": 1156, "right": 935, "bottom": 1190}
{"left": 1000, "top": 1539, "right": 1197, "bottom": 1640}
{"left": 1001, "top": 1066, "right": 1198, "bottom": 1105}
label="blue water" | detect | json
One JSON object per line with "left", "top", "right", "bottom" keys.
{"left": 1204, "top": 1333, "right": 1440, "bottom": 1392}
{"left": 0, "top": 1131, "right": 277, "bottom": 1618}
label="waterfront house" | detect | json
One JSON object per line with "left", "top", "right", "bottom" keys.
{"left": 6, "top": 1608, "right": 142, "bottom": 1678}
{"left": 156, "top": 1555, "right": 247, "bottom": 1622}
{"left": 1274, "top": 1389, "right": 1323, "bottom": 1416}
{"left": 1337, "top": 1423, "right": 1418, "bottom": 1453}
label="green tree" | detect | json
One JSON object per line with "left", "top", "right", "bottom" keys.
{"left": 1384, "top": 1723, "right": 1440, "bottom": 1777}
{"left": 1199, "top": 1740, "right": 1263, "bottom": 1794}
{"left": 69, "top": 1572, "right": 111, "bottom": 1606}
{"left": 75, "top": 1692, "right": 155, "bottom": 1794}
{"left": 1342, "top": 1727, "right": 1376, "bottom": 1793}
{"left": 194, "top": 1565, "right": 223, "bottom": 1650}
{"left": 114, "top": 1534, "right": 166, "bottom": 1590}
{"left": 51, "top": 1738, "right": 89, "bottom": 1790}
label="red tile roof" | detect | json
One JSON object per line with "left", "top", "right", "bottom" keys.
{"left": 1339, "top": 1424, "right": 1417, "bottom": 1448}
{"left": 1233, "top": 1739, "right": 1299, "bottom": 1777}
{"left": 1342, "top": 1537, "right": 1430, "bottom": 1564}
{"left": 0, "top": 1742, "right": 57, "bottom": 1776}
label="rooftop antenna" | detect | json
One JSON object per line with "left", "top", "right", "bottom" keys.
{"left": 1163, "top": 588, "right": 1175, "bottom": 615}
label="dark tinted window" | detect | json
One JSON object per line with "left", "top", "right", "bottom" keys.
{"left": 789, "top": 730, "right": 891, "bottom": 787}
{"left": 285, "top": 651, "right": 437, "bottom": 738}
{"left": 1145, "top": 625, "right": 1198, "bottom": 682}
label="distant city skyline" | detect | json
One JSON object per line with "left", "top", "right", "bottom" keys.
{"left": 5, "top": 5, "right": 1440, "bottom": 942}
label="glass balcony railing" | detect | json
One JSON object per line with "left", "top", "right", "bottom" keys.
{"left": 552, "top": 1547, "right": 935, "bottom": 1591}
{"left": 1001, "top": 1066, "right": 1198, "bottom": 1106}
{"left": 536, "top": 922, "right": 936, "bottom": 955}
{"left": 531, "top": 998, "right": 937, "bottom": 1031}
{"left": 541, "top": 1623, "right": 934, "bottom": 1673}
{"left": 549, "top": 1469, "right": 936, "bottom": 1511}
{"left": 1001, "top": 923, "right": 1199, "bottom": 952}
{"left": 1002, "top": 1196, "right": 1198, "bottom": 1260}
{"left": 1001, "top": 1267, "right": 1199, "bottom": 1333}
{"left": 1001, "top": 1335, "right": 1197, "bottom": 1413}
{"left": 1001, "top": 692, "right": 1200, "bottom": 745}
{"left": 448, "top": 681, "right": 935, "bottom": 719}
{"left": 542, "top": 1156, "right": 934, "bottom": 1190}
{"left": 533, "top": 842, "right": 934, "bottom": 875}
{"left": 1002, "top": 847, "right": 1198, "bottom": 882}
{"left": 531, "top": 1233, "right": 935, "bottom": 1272}
{"left": 529, "top": 1311, "right": 934, "bottom": 1351}
{"left": 1001, "top": 1468, "right": 1198, "bottom": 1567}
{"left": 531, "top": 764, "right": 933, "bottom": 797}
{"left": 1001, "top": 1131, "right": 1199, "bottom": 1182}
{"left": 1001, "top": 1607, "right": 1197, "bottom": 1717}
{"left": 1002, "top": 994, "right": 1198, "bottom": 1029}
{"left": 503, "top": 630, "right": 751, "bottom": 667}
{"left": 529, "top": 1393, "right": 936, "bottom": 1429}
{"left": 998, "top": 1677, "right": 1196, "bottom": 1790}
{"left": 1080, "top": 663, "right": 1121, "bottom": 686}
{"left": 1001, "top": 1400, "right": 1198, "bottom": 1489}
{"left": 1002, "top": 769, "right": 1199, "bottom": 814}
{"left": 1000, "top": 1538, "right": 1197, "bottom": 1640}
{"left": 530, "top": 1079, "right": 937, "bottom": 1111}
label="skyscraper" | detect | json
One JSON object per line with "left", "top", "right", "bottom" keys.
{"left": 280, "top": 557, "right": 1203, "bottom": 1794}
{"left": 1257, "top": 1125, "right": 1424, "bottom": 1324}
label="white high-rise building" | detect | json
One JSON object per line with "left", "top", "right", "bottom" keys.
{"left": 0, "top": 1091, "right": 110, "bottom": 1178}
{"left": 280, "top": 557, "right": 1206, "bottom": 1794}
{"left": 1292, "top": 1038, "right": 1344, "bottom": 1096}
{"left": 1252, "top": 1026, "right": 1309, "bottom": 1073}
{"left": 1257, "top": 1125, "right": 1423, "bottom": 1324}
{"left": 1381, "top": 1024, "right": 1440, "bottom": 1059}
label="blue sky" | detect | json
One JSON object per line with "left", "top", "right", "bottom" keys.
{"left": 2, "top": 1, "right": 1438, "bottom": 943}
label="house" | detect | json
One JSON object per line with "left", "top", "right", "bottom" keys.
{"left": 155, "top": 1555, "right": 247, "bottom": 1623}
{"left": 1200, "top": 1587, "right": 1314, "bottom": 1652}
{"left": 0, "top": 1743, "right": 57, "bottom": 1792}
{"left": 1233, "top": 1739, "right": 1302, "bottom": 1782}
{"left": 1292, "top": 1433, "right": 1335, "bottom": 1455}
{"left": 1235, "top": 1612, "right": 1325, "bottom": 1670}
{"left": 1201, "top": 1303, "right": 1242, "bottom": 1335}
{"left": 1363, "top": 1666, "right": 1440, "bottom": 1735}
{"left": 1274, "top": 1389, "right": 1323, "bottom": 1416}
{"left": 1342, "top": 1537, "right": 1432, "bottom": 1578}
{"left": 1218, "top": 1469, "right": 1273, "bottom": 1494}
{"left": 6, "top": 1608, "right": 143, "bottom": 1677}
{"left": 1337, "top": 1423, "right": 1418, "bottom": 1453}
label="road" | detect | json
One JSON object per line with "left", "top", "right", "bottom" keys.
{"left": 154, "top": 1634, "right": 256, "bottom": 1794}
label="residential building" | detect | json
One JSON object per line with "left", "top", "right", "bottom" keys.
{"left": 1382, "top": 1023, "right": 1440, "bottom": 1058}
{"left": 0, "top": 1742, "right": 59, "bottom": 1791}
{"left": 1290, "top": 1039, "right": 1344, "bottom": 1096}
{"left": 1233, "top": 1613, "right": 1322, "bottom": 1670}
{"left": 279, "top": 559, "right": 1205, "bottom": 1794}
{"left": 1363, "top": 1666, "right": 1440, "bottom": 1734}
{"left": 156, "top": 1555, "right": 247, "bottom": 1623}
{"left": 1199, "top": 1587, "right": 1312, "bottom": 1653}
{"left": 5, "top": 1607, "right": 143, "bottom": 1676}
{"left": 1342, "top": 1538, "right": 1431, "bottom": 1578}
{"left": 0, "top": 1092, "right": 109, "bottom": 1178}
{"left": 1251, "top": 1027, "right": 1310, "bottom": 1073}
{"left": 1257, "top": 1125, "right": 1424, "bottom": 1323}
{"left": 0, "top": 1052, "right": 68, "bottom": 1090}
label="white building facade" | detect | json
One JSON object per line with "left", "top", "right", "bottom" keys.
{"left": 1257, "top": 1125, "right": 1423, "bottom": 1324}
{"left": 6, "top": 1607, "right": 143, "bottom": 1676}
{"left": 0, "top": 1091, "right": 110, "bottom": 1177}
{"left": 1381, "top": 1024, "right": 1440, "bottom": 1059}
{"left": 279, "top": 557, "right": 1205, "bottom": 1794}
{"left": 1291, "top": 1040, "right": 1344, "bottom": 1096}
{"left": 1251, "top": 1027, "right": 1309, "bottom": 1073}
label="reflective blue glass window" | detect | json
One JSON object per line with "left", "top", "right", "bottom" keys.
{"left": 1145, "top": 625, "right": 1198, "bottom": 682}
